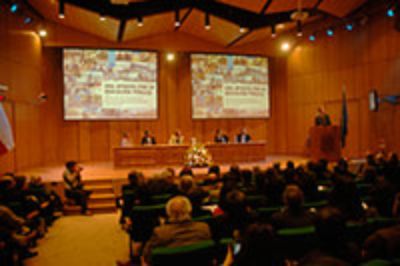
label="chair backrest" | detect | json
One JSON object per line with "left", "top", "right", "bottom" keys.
{"left": 151, "top": 240, "right": 216, "bottom": 266}
{"left": 276, "top": 226, "right": 318, "bottom": 260}
{"left": 130, "top": 204, "right": 166, "bottom": 242}
{"left": 150, "top": 194, "right": 172, "bottom": 204}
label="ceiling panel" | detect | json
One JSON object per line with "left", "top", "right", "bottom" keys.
{"left": 266, "top": 0, "right": 318, "bottom": 14}
{"left": 319, "top": 0, "right": 367, "bottom": 17}
{"left": 179, "top": 9, "right": 242, "bottom": 46}
{"left": 29, "top": 0, "right": 120, "bottom": 41}
{"left": 123, "top": 12, "right": 175, "bottom": 42}
{"left": 218, "top": 0, "right": 268, "bottom": 13}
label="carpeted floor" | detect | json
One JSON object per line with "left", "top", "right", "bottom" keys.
{"left": 26, "top": 213, "right": 129, "bottom": 266}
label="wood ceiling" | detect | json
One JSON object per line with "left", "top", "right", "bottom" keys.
{"left": 26, "top": 0, "right": 371, "bottom": 47}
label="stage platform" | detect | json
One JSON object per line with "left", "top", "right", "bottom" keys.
{"left": 17, "top": 155, "right": 309, "bottom": 182}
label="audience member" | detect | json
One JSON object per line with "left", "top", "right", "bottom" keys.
{"left": 363, "top": 223, "right": 400, "bottom": 260}
{"left": 63, "top": 161, "right": 92, "bottom": 215}
{"left": 142, "top": 196, "right": 211, "bottom": 264}
{"left": 300, "top": 207, "right": 361, "bottom": 265}
{"left": 178, "top": 176, "right": 209, "bottom": 217}
{"left": 223, "top": 223, "right": 279, "bottom": 266}
{"left": 272, "top": 185, "right": 316, "bottom": 229}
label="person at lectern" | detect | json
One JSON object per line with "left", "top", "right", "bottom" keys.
{"left": 169, "top": 130, "right": 184, "bottom": 145}
{"left": 63, "top": 161, "right": 92, "bottom": 215}
{"left": 120, "top": 132, "right": 133, "bottom": 147}
{"left": 236, "top": 128, "right": 251, "bottom": 143}
{"left": 214, "top": 129, "right": 229, "bottom": 143}
{"left": 141, "top": 130, "right": 156, "bottom": 145}
{"left": 315, "top": 107, "right": 331, "bottom": 126}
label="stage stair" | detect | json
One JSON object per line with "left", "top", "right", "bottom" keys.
{"left": 63, "top": 179, "right": 117, "bottom": 215}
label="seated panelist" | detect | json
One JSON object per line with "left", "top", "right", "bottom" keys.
{"left": 120, "top": 132, "right": 133, "bottom": 147}
{"left": 214, "top": 129, "right": 229, "bottom": 144}
{"left": 141, "top": 130, "right": 156, "bottom": 145}
{"left": 169, "top": 130, "right": 184, "bottom": 145}
{"left": 236, "top": 128, "right": 251, "bottom": 144}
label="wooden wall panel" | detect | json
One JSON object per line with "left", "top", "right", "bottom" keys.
{"left": 286, "top": 14, "right": 400, "bottom": 157}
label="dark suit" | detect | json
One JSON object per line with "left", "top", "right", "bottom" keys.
{"left": 315, "top": 114, "right": 331, "bottom": 126}
{"left": 214, "top": 135, "right": 229, "bottom": 143}
{"left": 141, "top": 136, "right": 156, "bottom": 145}
{"left": 143, "top": 220, "right": 211, "bottom": 262}
{"left": 236, "top": 133, "right": 251, "bottom": 143}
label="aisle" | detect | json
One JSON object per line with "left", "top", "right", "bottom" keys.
{"left": 26, "top": 214, "right": 129, "bottom": 266}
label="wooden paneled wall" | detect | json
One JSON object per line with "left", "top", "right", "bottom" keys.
{"left": 42, "top": 49, "right": 287, "bottom": 164}
{"left": 0, "top": 11, "right": 44, "bottom": 172}
{"left": 286, "top": 14, "right": 400, "bottom": 157}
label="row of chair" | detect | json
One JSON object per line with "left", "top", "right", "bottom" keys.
{"left": 149, "top": 217, "right": 400, "bottom": 265}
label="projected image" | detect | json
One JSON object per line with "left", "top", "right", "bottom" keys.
{"left": 191, "top": 54, "right": 270, "bottom": 119}
{"left": 63, "top": 49, "right": 158, "bottom": 120}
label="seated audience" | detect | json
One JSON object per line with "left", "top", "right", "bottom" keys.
{"left": 178, "top": 176, "right": 209, "bottom": 217}
{"left": 168, "top": 130, "right": 184, "bottom": 145}
{"left": 328, "top": 179, "right": 365, "bottom": 222}
{"left": 214, "top": 190, "right": 256, "bottom": 240}
{"left": 300, "top": 207, "right": 361, "bottom": 265}
{"left": 235, "top": 128, "right": 251, "bottom": 144}
{"left": 141, "top": 130, "right": 156, "bottom": 145}
{"left": 223, "top": 223, "right": 279, "bottom": 266}
{"left": 63, "top": 161, "right": 92, "bottom": 215}
{"left": 272, "top": 185, "right": 316, "bottom": 229}
{"left": 363, "top": 223, "right": 400, "bottom": 260}
{"left": 214, "top": 129, "right": 229, "bottom": 143}
{"left": 142, "top": 196, "right": 211, "bottom": 264}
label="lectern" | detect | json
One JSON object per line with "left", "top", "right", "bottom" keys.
{"left": 309, "top": 126, "right": 341, "bottom": 161}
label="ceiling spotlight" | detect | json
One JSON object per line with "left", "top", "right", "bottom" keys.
{"left": 271, "top": 24, "right": 276, "bottom": 38}
{"left": 204, "top": 12, "right": 211, "bottom": 30}
{"left": 10, "top": 3, "right": 18, "bottom": 13}
{"left": 38, "top": 29, "right": 47, "bottom": 37}
{"left": 345, "top": 23, "right": 353, "bottom": 31}
{"left": 59, "top": 0, "right": 65, "bottom": 19}
{"left": 309, "top": 34, "right": 316, "bottom": 42}
{"left": 326, "top": 28, "right": 334, "bottom": 37}
{"left": 296, "top": 21, "right": 303, "bottom": 37}
{"left": 166, "top": 52, "right": 175, "bottom": 62}
{"left": 175, "top": 9, "right": 180, "bottom": 27}
{"left": 239, "top": 27, "right": 247, "bottom": 33}
{"left": 99, "top": 15, "right": 106, "bottom": 21}
{"left": 387, "top": 8, "right": 395, "bottom": 17}
{"left": 137, "top": 16, "right": 143, "bottom": 27}
{"left": 24, "top": 17, "right": 33, "bottom": 24}
{"left": 281, "top": 42, "right": 291, "bottom": 51}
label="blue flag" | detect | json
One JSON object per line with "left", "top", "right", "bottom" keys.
{"left": 340, "top": 87, "right": 348, "bottom": 148}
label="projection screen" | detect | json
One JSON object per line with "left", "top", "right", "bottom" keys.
{"left": 63, "top": 49, "right": 158, "bottom": 120}
{"left": 191, "top": 54, "right": 270, "bottom": 119}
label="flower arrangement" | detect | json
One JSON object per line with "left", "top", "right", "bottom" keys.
{"left": 185, "top": 143, "right": 212, "bottom": 167}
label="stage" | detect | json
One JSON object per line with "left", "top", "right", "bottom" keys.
{"left": 17, "top": 155, "right": 309, "bottom": 183}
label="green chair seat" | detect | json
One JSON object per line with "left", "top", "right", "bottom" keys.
{"left": 151, "top": 240, "right": 216, "bottom": 266}
{"left": 277, "top": 226, "right": 315, "bottom": 236}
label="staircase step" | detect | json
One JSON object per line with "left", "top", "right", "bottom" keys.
{"left": 91, "top": 193, "right": 115, "bottom": 200}
{"left": 83, "top": 179, "right": 114, "bottom": 186}
{"left": 86, "top": 185, "right": 114, "bottom": 193}
{"left": 89, "top": 203, "right": 116, "bottom": 213}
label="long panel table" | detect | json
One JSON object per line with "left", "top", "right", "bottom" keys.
{"left": 113, "top": 142, "right": 267, "bottom": 167}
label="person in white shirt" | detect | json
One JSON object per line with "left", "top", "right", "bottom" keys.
{"left": 169, "top": 130, "right": 184, "bottom": 145}
{"left": 120, "top": 132, "right": 133, "bottom": 147}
